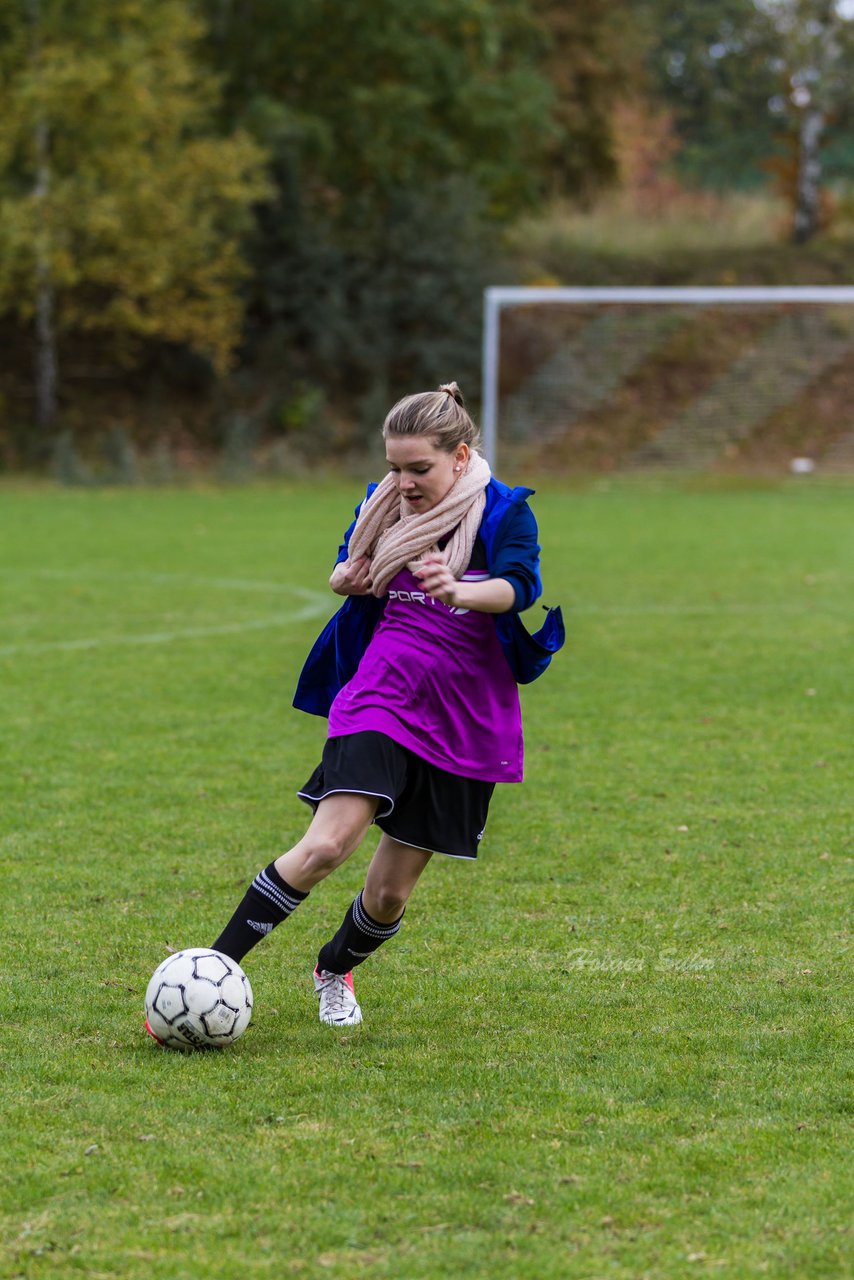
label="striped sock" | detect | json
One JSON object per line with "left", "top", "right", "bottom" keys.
{"left": 211, "top": 862, "right": 307, "bottom": 963}
{"left": 316, "top": 891, "right": 404, "bottom": 975}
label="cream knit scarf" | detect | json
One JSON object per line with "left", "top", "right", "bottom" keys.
{"left": 346, "top": 451, "right": 492, "bottom": 597}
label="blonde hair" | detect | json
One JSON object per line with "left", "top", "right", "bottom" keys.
{"left": 382, "top": 382, "right": 482, "bottom": 454}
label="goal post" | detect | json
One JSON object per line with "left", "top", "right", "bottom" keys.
{"left": 480, "top": 286, "right": 854, "bottom": 472}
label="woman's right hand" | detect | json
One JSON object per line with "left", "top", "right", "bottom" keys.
{"left": 330, "top": 556, "right": 374, "bottom": 596}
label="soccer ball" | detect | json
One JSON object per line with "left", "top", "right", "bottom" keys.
{"left": 144, "top": 948, "right": 253, "bottom": 1051}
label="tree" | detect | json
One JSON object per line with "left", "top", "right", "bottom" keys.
{"left": 204, "top": 0, "right": 554, "bottom": 224}
{"left": 0, "top": 0, "right": 269, "bottom": 441}
{"left": 198, "top": 0, "right": 558, "bottom": 421}
{"left": 639, "top": 0, "right": 782, "bottom": 190}
{"left": 758, "top": 0, "right": 854, "bottom": 241}
{"left": 530, "top": 0, "right": 642, "bottom": 199}
{"left": 640, "top": 0, "right": 854, "bottom": 239}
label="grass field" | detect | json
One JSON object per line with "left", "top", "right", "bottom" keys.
{"left": 1, "top": 477, "right": 851, "bottom": 1279}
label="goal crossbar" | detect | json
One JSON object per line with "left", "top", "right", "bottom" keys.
{"left": 481, "top": 285, "right": 854, "bottom": 469}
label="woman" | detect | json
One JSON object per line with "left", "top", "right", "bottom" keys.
{"left": 209, "top": 383, "right": 563, "bottom": 1027}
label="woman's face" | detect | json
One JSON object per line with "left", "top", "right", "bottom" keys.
{"left": 385, "top": 434, "right": 469, "bottom": 513}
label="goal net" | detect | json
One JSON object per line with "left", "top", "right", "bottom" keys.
{"left": 481, "top": 287, "right": 854, "bottom": 473}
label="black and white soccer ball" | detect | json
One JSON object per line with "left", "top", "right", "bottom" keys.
{"left": 144, "top": 948, "right": 253, "bottom": 1051}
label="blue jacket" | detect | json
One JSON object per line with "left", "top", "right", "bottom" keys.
{"left": 293, "top": 477, "right": 564, "bottom": 717}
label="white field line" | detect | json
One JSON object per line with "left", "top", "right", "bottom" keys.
{"left": 0, "top": 569, "right": 847, "bottom": 658}
{"left": 0, "top": 567, "right": 327, "bottom": 600}
{"left": 2, "top": 568, "right": 848, "bottom": 615}
{"left": 564, "top": 601, "right": 849, "bottom": 617}
{"left": 0, "top": 570, "right": 331, "bottom": 657}
{"left": 0, "top": 607, "right": 330, "bottom": 657}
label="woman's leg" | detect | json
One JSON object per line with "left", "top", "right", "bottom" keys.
{"left": 211, "top": 793, "right": 378, "bottom": 962}
{"left": 362, "top": 834, "right": 433, "bottom": 921}
{"left": 315, "top": 833, "right": 432, "bottom": 976}
{"left": 274, "top": 793, "right": 380, "bottom": 891}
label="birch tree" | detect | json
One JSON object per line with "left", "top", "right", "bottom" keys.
{"left": 759, "top": 0, "right": 854, "bottom": 241}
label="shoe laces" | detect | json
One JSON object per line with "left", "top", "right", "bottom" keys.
{"left": 320, "top": 970, "right": 355, "bottom": 1015}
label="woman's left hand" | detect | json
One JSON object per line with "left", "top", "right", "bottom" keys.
{"left": 413, "top": 552, "right": 458, "bottom": 606}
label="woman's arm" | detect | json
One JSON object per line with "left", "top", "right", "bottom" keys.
{"left": 329, "top": 486, "right": 379, "bottom": 595}
{"left": 413, "top": 554, "right": 515, "bottom": 614}
{"left": 413, "top": 499, "right": 542, "bottom": 614}
{"left": 488, "top": 502, "right": 542, "bottom": 612}
{"left": 330, "top": 556, "right": 373, "bottom": 596}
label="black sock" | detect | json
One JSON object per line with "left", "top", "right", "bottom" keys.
{"left": 211, "top": 862, "right": 308, "bottom": 963}
{"left": 316, "top": 891, "right": 404, "bottom": 975}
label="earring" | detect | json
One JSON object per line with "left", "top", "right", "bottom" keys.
{"left": 454, "top": 466, "right": 461, "bottom": 472}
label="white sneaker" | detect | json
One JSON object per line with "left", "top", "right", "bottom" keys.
{"left": 313, "top": 966, "right": 363, "bottom": 1027}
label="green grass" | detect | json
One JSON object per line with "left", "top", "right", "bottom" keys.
{"left": 1, "top": 478, "right": 852, "bottom": 1279}
{"left": 506, "top": 190, "right": 854, "bottom": 289}
{"left": 508, "top": 191, "right": 793, "bottom": 262}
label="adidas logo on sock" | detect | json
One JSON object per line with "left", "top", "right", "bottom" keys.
{"left": 247, "top": 919, "right": 273, "bottom": 935}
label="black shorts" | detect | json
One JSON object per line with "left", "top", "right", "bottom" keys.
{"left": 297, "top": 731, "right": 495, "bottom": 860}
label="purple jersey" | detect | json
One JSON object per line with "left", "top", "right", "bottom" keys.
{"left": 327, "top": 566, "right": 523, "bottom": 782}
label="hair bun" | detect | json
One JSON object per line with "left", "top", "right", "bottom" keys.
{"left": 438, "top": 381, "right": 464, "bottom": 406}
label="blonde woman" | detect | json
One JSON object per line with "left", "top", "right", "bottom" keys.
{"left": 208, "top": 384, "right": 563, "bottom": 1027}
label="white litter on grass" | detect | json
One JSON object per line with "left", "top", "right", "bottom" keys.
{"left": 789, "top": 457, "right": 816, "bottom": 474}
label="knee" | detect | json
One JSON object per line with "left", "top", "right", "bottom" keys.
{"left": 365, "top": 883, "right": 408, "bottom": 922}
{"left": 301, "top": 832, "right": 351, "bottom": 879}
